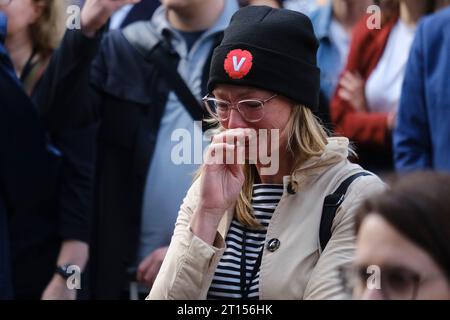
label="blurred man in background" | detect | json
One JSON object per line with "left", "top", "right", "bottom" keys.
{"left": 54, "top": 0, "right": 240, "bottom": 299}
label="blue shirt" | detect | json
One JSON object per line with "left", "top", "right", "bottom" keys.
{"left": 109, "top": 4, "right": 134, "bottom": 30}
{"left": 283, "top": 0, "right": 318, "bottom": 16}
{"left": 137, "top": 0, "right": 239, "bottom": 264}
{"left": 310, "top": 3, "right": 349, "bottom": 103}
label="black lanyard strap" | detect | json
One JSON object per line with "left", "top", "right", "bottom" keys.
{"left": 20, "top": 47, "right": 37, "bottom": 83}
{"left": 240, "top": 230, "right": 264, "bottom": 299}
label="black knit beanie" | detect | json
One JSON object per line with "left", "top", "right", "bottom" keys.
{"left": 208, "top": 5, "right": 320, "bottom": 111}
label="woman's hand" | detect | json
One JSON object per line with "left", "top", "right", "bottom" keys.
{"left": 191, "top": 129, "right": 253, "bottom": 244}
{"left": 338, "top": 71, "right": 367, "bottom": 112}
{"left": 80, "top": 0, "right": 141, "bottom": 37}
{"left": 199, "top": 129, "right": 251, "bottom": 214}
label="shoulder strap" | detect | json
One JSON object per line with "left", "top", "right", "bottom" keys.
{"left": 122, "top": 22, "right": 205, "bottom": 125}
{"left": 319, "top": 172, "right": 372, "bottom": 252}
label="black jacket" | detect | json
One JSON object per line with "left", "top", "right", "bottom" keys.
{"left": 4, "top": 34, "right": 97, "bottom": 298}
{"left": 0, "top": 66, "right": 59, "bottom": 299}
{"left": 0, "top": 196, "right": 12, "bottom": 299}
{"left": 58, "top": 26, "right": 219, "bottom": 298}
{"left": 90, "top": 29, "right": 172, "bottom": 299}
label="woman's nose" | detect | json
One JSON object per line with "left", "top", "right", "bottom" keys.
{"left": 227, "top": 108, "right": 248, "bottom": 129}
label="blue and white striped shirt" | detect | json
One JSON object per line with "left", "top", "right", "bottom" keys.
{"left": 207, "top": 184, "right": 284, "bottom": 300}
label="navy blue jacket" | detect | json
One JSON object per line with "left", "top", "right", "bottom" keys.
{"left": 394, "top": 7, "right": 450, "bottom": 172}
{"left": 0, "top": 196, "right": 12, "bottom": 299}
{"left": 0, "top": 12, "right": 59, "bottom": 299}
{"left": 0, "top": 13, "right": 97, "bottom": 297}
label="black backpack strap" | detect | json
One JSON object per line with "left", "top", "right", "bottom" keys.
{"left": 319, "top": 172, "right": 372, "bottom": 252}
{"left": 122, "top": 22, "right": 205, "bottom": 125}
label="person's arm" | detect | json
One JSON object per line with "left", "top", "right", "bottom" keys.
{"left": 39, "top": 114, "right": 97, "bottom": 300}
{"left": 35, "top": 0, "right": 142, "bottom": 131}
{"left": 331, "top": 72, "right": 389, "bottom": 147}
{"left": 137, "top": 246, "right": 169, "bottom": 289}
{"left": 148, "top": 129, "right": 250, "bottom": 299}
{"left": 33, "top": 28, "right": 103, "bottom": 131}
{"left": 303, "top": 175, "right": 386, "bottom": 300}
{"left": 80, "top": 0, "right": 141, "bottom": 37}
{"left": 54, "top": 124, "right": 97, "bottom": 241}
{"left": 41, "top": 241, "right": 89, "bottom": 300}
{"left": 330, "top": 19, "right": 389, "bottom": 146}
{"left": 393, "top": 20, "right": 432, "bottom": 171}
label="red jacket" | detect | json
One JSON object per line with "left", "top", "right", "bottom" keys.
{"left": 330, "top": 15, "right": 398, "bottom": 147}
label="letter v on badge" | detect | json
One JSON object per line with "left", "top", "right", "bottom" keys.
{"left": 224, "top": 49, "right": 253, "bottom": 79}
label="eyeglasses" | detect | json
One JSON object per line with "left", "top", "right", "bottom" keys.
{"left": 339, "top": 264, "right": 431, "bottom": 300}
{"left": 202, "top": 94, "right": 278, "bottom": 123}
{"left": 0, "top": 0, "right": 11, "bottom": 7}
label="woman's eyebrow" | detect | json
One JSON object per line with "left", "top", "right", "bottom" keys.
{"left": 214, "top": 89, "right": 261, "bottom": 99}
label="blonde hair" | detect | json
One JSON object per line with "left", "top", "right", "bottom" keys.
{"left": 30, "top": 0, "right": 63, "bottom": 55}
{"left": 198, "top": 104, "right": 329, "bottom": 229}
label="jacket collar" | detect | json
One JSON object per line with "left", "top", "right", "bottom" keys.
{"left": 287, "top": 137, "right": 350, "bottom": 190}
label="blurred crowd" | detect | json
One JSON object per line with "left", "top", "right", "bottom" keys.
{"left": 1, "top": 0, "right": 449, "bottom": 300}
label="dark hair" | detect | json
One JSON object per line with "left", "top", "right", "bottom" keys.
{"left": 373, "top": 0, "right": 438, "bottom": 25}
{"left": 355, "top": 172, "right": 450, "bottom": 283}
{"left": 375, "top": 0, "right": 400, "bottom": 23}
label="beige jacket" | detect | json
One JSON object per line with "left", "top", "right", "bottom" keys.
{"left": 148, "top": 138, "right": 385, "bottom": 300}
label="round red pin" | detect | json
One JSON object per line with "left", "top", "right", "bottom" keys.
{"left": 224, "top": 49, "right": 253, "bottom": 79}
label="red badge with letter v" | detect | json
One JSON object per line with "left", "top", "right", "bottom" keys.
{"left": 224, "top": 49, "right": 253, "bottom": 79}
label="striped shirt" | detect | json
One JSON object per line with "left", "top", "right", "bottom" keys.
{"left": 207, "top": 184, "right": 284, "bottom": 300}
